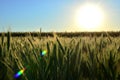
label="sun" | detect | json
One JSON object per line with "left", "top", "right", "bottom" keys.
{"left": 76, "top": 3, "right": 104, "bottom": 31}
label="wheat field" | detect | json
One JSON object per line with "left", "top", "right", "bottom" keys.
{"left": 0, "top": 32, "right": 120, "bottom": 80}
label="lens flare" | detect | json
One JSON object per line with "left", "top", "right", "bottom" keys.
{"left": 14, "top": 68, "right": 26, "bottom": 78}
{"left": 40, "top": 50, "right": 47, "bottom": 56}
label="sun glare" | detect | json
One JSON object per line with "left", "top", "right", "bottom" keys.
{"left": 76, "top": 3, "right": 104, "bottom": 31}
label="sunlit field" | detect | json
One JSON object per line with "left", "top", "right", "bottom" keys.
{"left": 0, "top": 0, "right": 120, "bottom": 80}
{"left": 0, "top": 32, "right": 120, "bottom": 80}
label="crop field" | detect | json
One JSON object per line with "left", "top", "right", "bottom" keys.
{"left": 0, "top": 32, "right": 120, "bottom": 80}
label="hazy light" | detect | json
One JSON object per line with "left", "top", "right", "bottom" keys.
{"left": 75, "top": 3, "right": 104, "bottom": 31}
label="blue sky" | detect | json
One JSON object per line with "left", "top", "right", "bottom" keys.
{"left": 0, "top": 0, "right": 120, "bottom": 32}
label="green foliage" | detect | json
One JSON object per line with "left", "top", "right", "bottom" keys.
{"left": 0, "top": 32, "right": 120, "bottom": 80}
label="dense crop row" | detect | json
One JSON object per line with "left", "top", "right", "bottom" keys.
{"left": 0, "top": 32, "right": 120, "bottom": 80}
{"left": 0, "top": 31, "right": 120, "bottom": 37}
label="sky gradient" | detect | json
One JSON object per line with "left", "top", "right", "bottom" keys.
{"left": 0, "top": 0, "right": 120, "bottom": 32}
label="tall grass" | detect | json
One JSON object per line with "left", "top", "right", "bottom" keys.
{"left": 0, "top": 32, "right": 120, "bottom": 80}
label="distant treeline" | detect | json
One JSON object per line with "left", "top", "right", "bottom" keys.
{"left": 0, "top": 31, "right": 120, "bottom": 37}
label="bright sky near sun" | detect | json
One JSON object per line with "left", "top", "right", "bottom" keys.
{"left": 0, "top": 0, "right": 120, "bottom": 32}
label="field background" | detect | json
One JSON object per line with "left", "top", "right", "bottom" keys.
{"left": 0, "top": 31, "right": 120, "bottom": 37}
{"left": 0, "top": 32, "right": 120, "bottom": 80}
